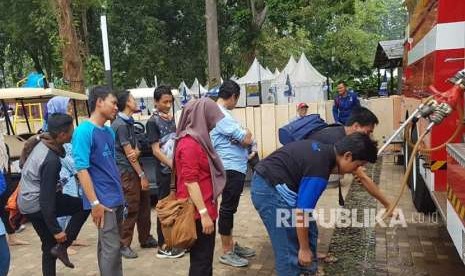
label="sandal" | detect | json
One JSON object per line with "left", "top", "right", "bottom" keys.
{"left": 321, "top": 253, "right": 338, "bottom": 264}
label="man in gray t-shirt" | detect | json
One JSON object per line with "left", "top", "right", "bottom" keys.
{"left": 112, "top": 115, "right": 139, "bottom": 173}
{"left": 112, "top": 91, "right": 157, "bottom": 259}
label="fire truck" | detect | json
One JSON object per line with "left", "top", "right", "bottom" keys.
{"left": 401, "top": 0, "right": 465, "bottom": 262}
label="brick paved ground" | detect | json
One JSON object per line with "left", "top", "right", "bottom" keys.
{"left": 6, "top": 159, "right": 465, "bottom": 275}
{"left": 374, "top": 158, "right": 465, "bottom": 276}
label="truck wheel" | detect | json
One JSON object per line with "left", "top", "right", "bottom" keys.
{"left": 407, "top": 120, "right": 436, "bottom": 213}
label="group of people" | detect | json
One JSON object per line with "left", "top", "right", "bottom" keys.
{"left": 0, "top": 78, "right": 393, "bottom": 276}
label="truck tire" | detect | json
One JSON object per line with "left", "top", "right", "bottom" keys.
{"left": 406, "top": 119, "right": 436, "bottom": 213}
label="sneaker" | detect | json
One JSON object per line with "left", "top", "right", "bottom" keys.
{"left": 219, "top": 251, "right": 249, "bottom": 267}
{"left": 140, "top": 236, "right": 158, "bottom": 248}
{"left": 120, "top": 246, "right": 138, "bottom": 259}
{"left": 234, "top": 242, "right": 256, "bottom": 258}
{"left": 156, "top": 247, "right": 185, "bottom": 259}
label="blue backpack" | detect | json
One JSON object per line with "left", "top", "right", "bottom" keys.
{"left": 23, "top": 72, "right": 46, "bottom": 88}
{"left": 279, "top": 114, "right": 328, "bottom": 145}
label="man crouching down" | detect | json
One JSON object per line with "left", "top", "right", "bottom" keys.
{"left": 18, "top": 114, "right": 90, "bottom": 276}
{"left": 251, "top": 133, "right": 377, "bottom": 276}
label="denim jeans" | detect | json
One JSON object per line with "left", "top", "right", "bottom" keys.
{"left": 251, "top": 173, "right": 318, "bottom": 276}
{"left": 0, "top": 234, "right": 10, "bottom": 276}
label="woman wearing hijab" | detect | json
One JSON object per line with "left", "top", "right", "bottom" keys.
{"left": 43, "top": 96, "right": 73, "bottom": 132}
{"left": 174, "top": 98, "right": 226, "bottom": 276}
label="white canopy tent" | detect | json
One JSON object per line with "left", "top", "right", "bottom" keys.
{"left": 282, "top": 56, "right": 297, "bottom": 76}
{"left": 272, "top": 56, "right": 298, "bottom": 104}
{"left": 189, "top": 78, "right": 208, "bottom": 98}
{"left": 273, "top": 68, "right": 280, "bottom": 78}
{"left": 128, "top": 79, "right": 154, "bottom": 116}
{"left": 128, "top": 80, "right": 181, "bottom": 117}
{"left": 272, "top": 53, "right": 327, "bottom": 104}
{"left": 289, "top": 53, "right": 327, "bottom": 102}
{"left": 179, "top": 81, "right": 195, "bottom": 106}
{"left": 236, "top": 58, "right": 276, "bottom": 106}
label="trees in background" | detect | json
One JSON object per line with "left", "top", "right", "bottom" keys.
{"left": 0, "top": 0, "right": 406, "bottom": 92}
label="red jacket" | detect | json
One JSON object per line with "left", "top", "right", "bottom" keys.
{"left": 175, "top": 135, "right": 218, "bottom": 220}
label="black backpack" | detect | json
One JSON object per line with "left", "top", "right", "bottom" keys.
{"left": 134, "top": 122, "right": 152, "bottom": 157}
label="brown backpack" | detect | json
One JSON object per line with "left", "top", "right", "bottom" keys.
{"left": 155, "top": 192, "right": 197, "bottom": 249}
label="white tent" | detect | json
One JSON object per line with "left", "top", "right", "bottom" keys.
{"left": 178, "top": 80, "right": 196, "bottom": 108}
{"left": 272, "top": 56, "right": 298, "bottom": 104}
{"left": 128, "top": 88, "right": 154, "bottom": 116}
{"left": 129, "top": 88, "right": 153, "bottom": 99}
{"left": 190, "top": 78, "right": 208, "bottom": 98}
{"left": 282, "top": 56, "right": 297, "bottom": 75}
{"left": 273, "top": 56, "right": 298, "bottom": 85}
{"left": 236, "top": 58, "right": 276, "bottom": 106}
{"left": 237, "top": 58, "right": 275, "bottom": 84}
{"left": 272, "top": 54, "right": 327, "bottom": 104}
{"left": 290, "top": 53, "right": 327, "bottom": 102}
{"left": 265, "top": 66, "right": 273, "bottom": 77}
{"left": 127, "top": 79, "right": 154, "bottom": 115}
{"left": 274, "top": 68, "right": 280, "bottom": 78}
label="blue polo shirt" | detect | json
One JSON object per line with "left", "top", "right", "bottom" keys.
{"left": 333, "top": 92, "right": 360, "bottom": 125}
{"left": 72, "top": 120, "right": 124, "bottom": 210}
{"left": 210, "top": 105, "right": 248, "bottom": 174}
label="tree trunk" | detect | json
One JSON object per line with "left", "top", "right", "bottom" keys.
{"left": 53, "top": 0, "right": 84, "bottom": 93}
{"left": 205, "top": 0, "right": 221, "bottom": 88}
{"left": 81, "top": 7, "right": 90, "bottom": 57}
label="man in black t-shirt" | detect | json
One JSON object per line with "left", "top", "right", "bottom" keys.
{"left": 305, "top": 107, "right": 393, "bottom": 266}
{"left": 146, "top": 86, "right": 184, "bottom": 259}
{"left": 307, "top": 107, "right": 392, "bottom": 209}
{"left": 252, "top": 133, "right": 378, "bottom": 276}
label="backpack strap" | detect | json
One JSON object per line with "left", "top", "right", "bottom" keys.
{"left": 338, "top": 181, "right": 345, "bottom": 206}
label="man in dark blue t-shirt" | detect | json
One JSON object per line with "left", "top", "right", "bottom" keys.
{"left": 73, "top": 86, "right": 124, "bottom": 276}
{"left": 306, "top": 107, "right": 393, "bottom": 265}
{"left": 252, "top": 133, "right": 378, "bottom": 276}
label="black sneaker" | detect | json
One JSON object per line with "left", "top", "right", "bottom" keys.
{"left": 156, "top": 247, "right": 185, "bottom": 259}
{"left": 120, "top": 246, "right": 138, "bottom": 259}
{"left": 140, "top": 236, "right": 158, "bottom": 248}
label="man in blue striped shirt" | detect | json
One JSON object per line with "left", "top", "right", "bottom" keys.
{"left": 210, "top": 80, "right": 255, "bottom": 267}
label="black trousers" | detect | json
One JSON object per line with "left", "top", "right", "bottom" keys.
{"left": 218, "top": 170, "right": 245, "bottom": 236}
{"left": 27, "top": 193, "right": 90, "bottom": 276}
{"left": 189, "top": 219, "right": 216, "bottom": 276}
{"left": 155, "top": 172, "right": 171, "bottom": 246}
{"left": 0, "top": 194, "right": 15, "bottom": 235}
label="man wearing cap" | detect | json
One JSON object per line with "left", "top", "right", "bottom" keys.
{"left": 290, "top": 103, "right": 309, "bottom": 122}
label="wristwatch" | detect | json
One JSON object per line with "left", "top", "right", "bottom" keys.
{"left": 199, "top": 208, "right": 208, "bottom": 215}
{"left": 138, "top": 172, "right": 146, "bottom": 178}
{"left": 91, "top": 200, "right": 100, "bottom": 208}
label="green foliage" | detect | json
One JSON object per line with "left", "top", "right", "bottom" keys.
{"left": 0, "top": 0, "right": 60, "bottom": 83}
{"left": 84, "top": 55, "right": 105, "bottom": 86}
{"left": 0, "top": 0, "right": 407, "bottom": 92}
